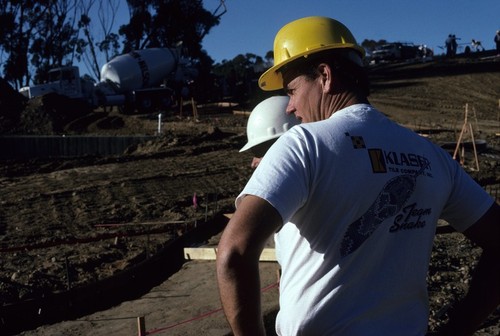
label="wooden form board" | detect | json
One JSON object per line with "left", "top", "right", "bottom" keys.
{"left": 183, "top": 247, "right": 276, "bottom": 261}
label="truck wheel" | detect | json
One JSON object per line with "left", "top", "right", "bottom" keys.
{"left": 161, "top": 97, "right": 171, "bottom": 108}
{"left": 138, "top": 99, "right": 153, "bottom": 114}
{"left": 143, "top": 99, "right": 152, "bottom": 108}
{"left": 119, "top": 102, "right": 135, "bottom": 115}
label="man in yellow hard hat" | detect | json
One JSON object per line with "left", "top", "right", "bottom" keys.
{"left": 217, "top": 16, "right": 499, "bottom": 335}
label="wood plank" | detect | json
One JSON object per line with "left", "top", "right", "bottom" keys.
{"left": 183, "top": 247, "right": 218, "bottom": 260}
{"left": 183, "top": 247, "right": 276, "bottom": 261}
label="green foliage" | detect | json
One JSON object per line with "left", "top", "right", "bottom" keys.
{"left": 0, "top": 0, "right": 222, "bottom": 88}
{"left": 118, "top": 0, "right": 225, "bottom": 103}
{"left": 207, "top": 52, "right": 275, "bottom": 106}
{"left": 0, "top": 0, "right": 272, "bottom": 105}
{"left": 0, "top": 1, "right": 85, "bottom": 88}
{"left": 120, "top": 0, "right": 220, "bottom": 59}
{"left": 361, "top": 39, "right": 389, "bottom": 52}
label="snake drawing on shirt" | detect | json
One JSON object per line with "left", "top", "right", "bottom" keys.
{"left": 340, "top": 163, "right": 429, "bottom": 257}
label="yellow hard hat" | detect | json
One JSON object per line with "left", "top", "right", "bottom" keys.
{"left": 259, "top": 16, "right": 365, "bottom": 91}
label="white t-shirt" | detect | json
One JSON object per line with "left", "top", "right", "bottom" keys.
{"left": 237, "top": 104, "right": 493, "bottom": 335}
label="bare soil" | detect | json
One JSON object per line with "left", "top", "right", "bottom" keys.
{"left": 1, "top": 57, "right": 499, "bottom": 335}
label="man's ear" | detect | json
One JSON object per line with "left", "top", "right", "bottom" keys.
{"left": 318, "top": 63, "right": 333, "bottom": 93}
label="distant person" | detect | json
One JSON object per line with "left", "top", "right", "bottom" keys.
{"left": 240, "top": 96, "right": 299, "bottom": 169}
{"left": 445, "top": 34, "right": 453, "bottom": 57}
{"left": 471, "top": 39, "right": 484, "bottom": 52}
{"left": 418, "top": 44, "right": 433, "bottom": 62}
{"left": 451, "top": 34, "right": 459, "bottom": 56}
{"left": 495, "top": 30, "right": 500, "bottom": 55}
{"left": 217, "top": 16, "right": 499, "bottom": 335}
{"left": 445, "top": 34, "right": 459, "bottom": 58}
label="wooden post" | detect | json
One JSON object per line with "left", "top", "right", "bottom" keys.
{"left": 183, "top": 247, "right": 277, "bottom": 261}
{"left": 468, "top": 122, "right": 480, "bottom": 171}
{"left": 191, "top": 97, "right": 198, "bottom": 119}
{"left": 137, "top": 316, "right": 146, "bottom": 336}
{"left": 453, "top": 103, "right": 479, "bottom": 171}
{"left": 472, "top": 106, "right": 479, "bottom": 133}
{"left": 157, "top": 113, "right": 162, "bottom": 135}
{"left": 453, "top": 104, "right": 468, "bottom": 161}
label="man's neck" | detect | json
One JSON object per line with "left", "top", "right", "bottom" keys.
{"left": 326, "top": 91, "right": 369, "bottom": 118}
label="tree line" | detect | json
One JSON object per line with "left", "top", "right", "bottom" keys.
{"left": 0, "top": 0, "right": 394, "bottom": 106}
{"left": 0, "top": 0, "right": 225, "bottom": 89}
{"left": 0, "top": 0, "right": 279, "bottom": 105}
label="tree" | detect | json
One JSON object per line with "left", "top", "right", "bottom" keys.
{"left": 361, "top": 39, "right": 389, "bottom": 53}
{"left": 0, "top": 0, "right": 125, "bottom": 87}
{"left": 118, "top": 0, "right": 226, "bottom": 104}
{"left": 77, "top": 0, "right": 122, "bottom": 79}
{"left": 0, "top": 0, "right": 85, "bottom": 88}
{"left": 0, "top": 0, "right": 227, "bottom": 102}
{"left": 29, "top": 1, "right": 83, "bottom": 83}
{"left": 0, "top": 1, "right": 41, "bottom": 88}
{"left": 119, "top": 0, "right": 152, "bottom": 51}
{"left": 120, "top": 0, "right": 224, "bottom": 59}
{"left": 210, "top": 52, "right": 272, "bottom": 105}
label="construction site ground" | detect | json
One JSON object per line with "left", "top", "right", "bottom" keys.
{"left": 1, "top": 57, "right": 499, "bottom": 335}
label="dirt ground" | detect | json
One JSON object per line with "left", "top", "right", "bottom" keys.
{"left": 1, "top": 57, "right": 499, "bottom": 335}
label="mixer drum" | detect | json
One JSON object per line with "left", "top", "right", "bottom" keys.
{"left": 100, "top": 48, "right": 178, "bottom": 92}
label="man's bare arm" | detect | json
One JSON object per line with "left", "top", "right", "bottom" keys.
{"left": 436, "top": 202, "right": 500, "bottom": 336}
{"left": 216, "top": 195, "right": 282, "bottom": 336}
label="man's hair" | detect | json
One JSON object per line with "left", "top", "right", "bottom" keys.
{"left": 280, "top": 49, "right": 370, "bottom": 97}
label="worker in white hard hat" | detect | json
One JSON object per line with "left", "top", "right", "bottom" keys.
{"left": 240, "top": 96, "right": 300, "bottom": 168}
{"left": 217, "top": 16, "right": 499, "bottom": 336}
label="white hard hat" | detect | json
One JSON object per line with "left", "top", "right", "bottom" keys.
{"left": 240, "top": 96, "right": 299, "bottom": 154}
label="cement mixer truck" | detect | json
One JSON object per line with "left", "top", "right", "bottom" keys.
{"left": 19, "top": 47, "right": 196, "bottom": 114}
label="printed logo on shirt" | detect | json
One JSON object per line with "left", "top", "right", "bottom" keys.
{"left": 390, "top": 202, "right": 432, "bottom": 233}
{"left": 368, "top": 149, "right": 387, "bottom": 173}
{"left": 370, "top": 148, "right": 432, "bottom": 175}
{"left": 345, "top": 134, "right": 432, "bottom": 176}
{"left": 350, "top": 135, "right": 366, "bottom": 149}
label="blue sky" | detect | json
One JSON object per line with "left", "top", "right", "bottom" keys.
{"left": 200, "top": 0, "right": 500, "bottom": 62}
{"left": 5, "top": 1, "right": 498, "bottom": 81}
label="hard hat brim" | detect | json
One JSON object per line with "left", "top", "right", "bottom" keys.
{"left": 258, "top": 43, "right": 365, "bottom": 91}
{"left": 239, "top": 134, "right": 281, "bottom": 153}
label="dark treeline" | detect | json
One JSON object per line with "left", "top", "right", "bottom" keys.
{"left": 0, "top": 0, "right": 394, "bottom": 106}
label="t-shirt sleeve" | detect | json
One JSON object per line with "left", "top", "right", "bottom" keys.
{"left": 440, "top": 160, "right": 494, "bottom": 232}
{"left": 236, "top": 128, "right": 311, "bottom": 223}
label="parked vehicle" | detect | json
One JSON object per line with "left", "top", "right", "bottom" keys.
{"left": 370, "top": 42, "right": 432, "bottom": 63}
{"left": 371, "top": 43, "right": 404, "bottom": 62}
{"left": 19, "top": 47, "right": 197, "bottom": 114}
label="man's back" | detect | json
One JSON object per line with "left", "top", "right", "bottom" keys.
{"left": 240, "top": 104, "right": 493, "bottom": 335}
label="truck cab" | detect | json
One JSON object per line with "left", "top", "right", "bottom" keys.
{"left": 371, "top": 43, "right": 421, "bottom": 63}
{"left": 19, "top": 66, "right": 84, "bottom": 99}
